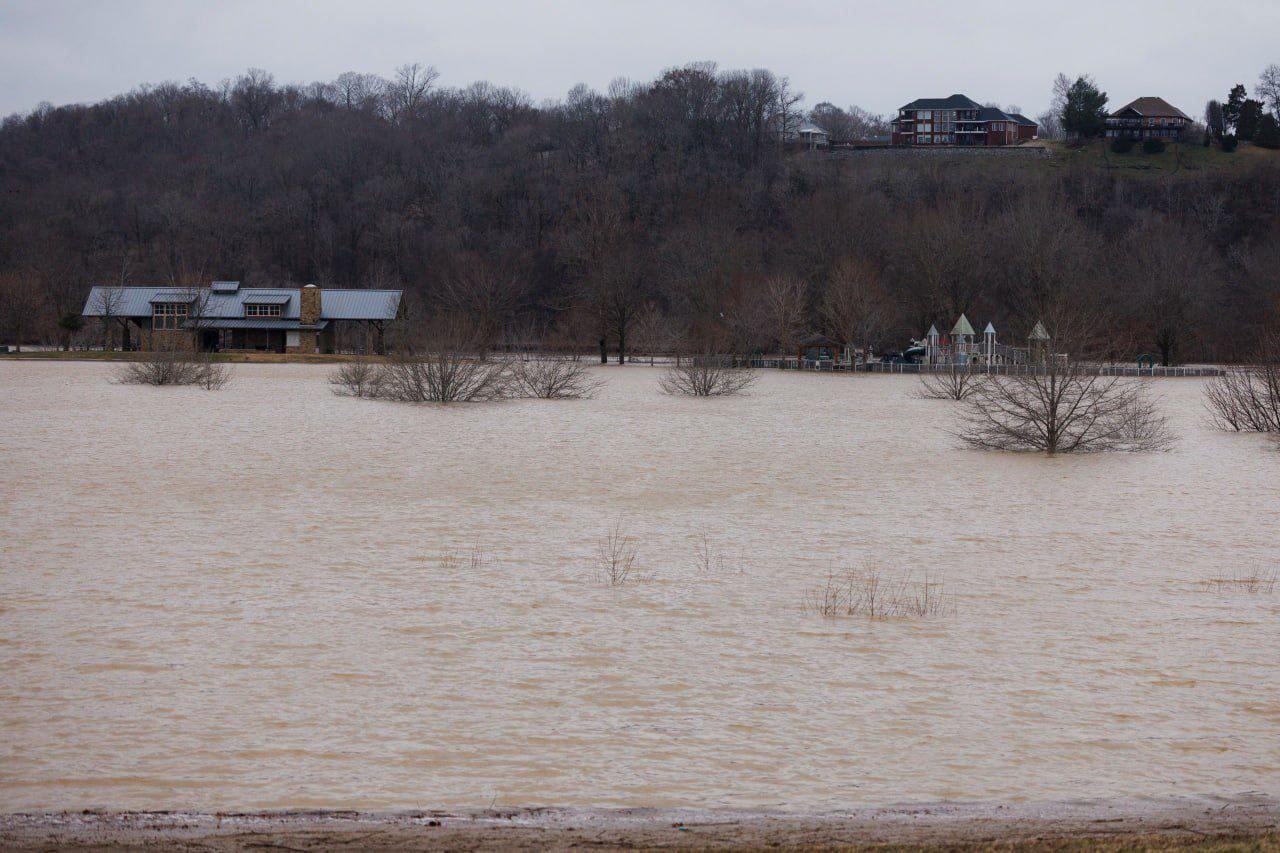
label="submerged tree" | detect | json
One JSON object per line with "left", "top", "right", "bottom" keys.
{"left": 957, "top": 315, "right": 1173, "bottom": 454}
{"left": 659, "top": 350, "right": 757, "bottom": 397}
{"left": 918, "top": 362, "right": 983, "bottom": 401}
{"left": 1204, "top": 331, "right": 1280, "bottom": 435}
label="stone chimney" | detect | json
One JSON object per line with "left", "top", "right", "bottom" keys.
{"left": 299, "top": 283, "right": 321, "bottom": 325}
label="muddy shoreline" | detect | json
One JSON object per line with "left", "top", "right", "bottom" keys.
{"left": 3, "top": 796, "right": 1277, "bottom": 850}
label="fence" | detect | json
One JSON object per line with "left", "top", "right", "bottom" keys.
{"left": 750, "top": 357, "right": 1224, "bottom": 378}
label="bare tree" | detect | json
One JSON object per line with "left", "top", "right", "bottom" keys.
{"left": 959, "top": 364, "right": 1173, "bottom": 454}
{"left": 88, "top": 284, "right": 127, "bottom": 351}
{"left": 957, "top": 316, "right": 1174, "bottom": 454}
{"left": 1204, "top": 332, "right": 1280, "bottom": 434}
{"left": 595, "top": 520, "right": 643, "bottom": 586}
{"left": 329, "top": 361, "right": 384, "bottom": 398}
{"left": 116, "top": 340, "right": 231, "bottom": 389}
{"left": 376, "top": 316, "right": 513, "bottom": 403}
{"left": 512, "top": 358, "right": 604, "bottom": 399}
{"left": 659, "top": 354, "right": 757, "bottom": 397}
{"left": 918, "top": 363, "right": 984, "bottom": 400}
{"left": 1258, "top": 63, "right": 1280, "bottom": 120}
{"left": 438, "top": 256, "right": 528, "bottom": 359}
{"left": 819, "top": 257, "right": 888, "bottom": 357}
{"left": 762, "top": 274, "right": 808, "bottom": 355}
{"left": 0, "top": 271, "right": 44, "bottom": 351}
{"left": 386, "top": 63, "right": 439, "bottom": 123}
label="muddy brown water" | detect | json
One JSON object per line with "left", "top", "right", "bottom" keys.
{"left": 1, "top": 362, "right": 1276, "bottom": 812}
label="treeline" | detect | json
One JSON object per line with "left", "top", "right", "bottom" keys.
{"left": 1, "top": 62, "right": 1278, "bottom": 363}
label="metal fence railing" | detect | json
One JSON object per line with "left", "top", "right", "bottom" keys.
{"left": 748, "top": 357, "right": 1225, "bottom": 378}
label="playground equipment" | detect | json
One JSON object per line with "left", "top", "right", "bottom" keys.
{"left": 917, "top": 315, "right": 1051, "bottom": 367}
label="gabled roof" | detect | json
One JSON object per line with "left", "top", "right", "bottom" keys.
{"left": 1110, "top": 97, "right": 1190, "bottom": 120}
{"left": 898, "top": 94, "right": 983, "bottom": 111}
{"left": 83, "top": 285, "right": 401, "bottom": 321}
{"left": 1029, "top": 321, "right": 1050, "bottom": 341}
{"left": 984, "top": 322, "right": 996, "bottom": 334}
{"left": 795, "top": 122, "right": 828, "bottom": 135}
{"left": 978, "top": 106, "right": 1016, "bottom": 123}
{"left": 951, "top": 314, "right": 976, "bottom": 337}
{"left": 926, "top": 324, "right": 940, "bottom": 338}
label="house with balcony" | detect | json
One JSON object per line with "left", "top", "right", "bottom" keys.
{"left": 82, "top": 281, "right": 401, "bottom": 354}
{"left": 1105, "top": 97, "right": 1191, "bottom": 141}
{"left": 890, "top": 95, "right": 1033, "bottom": 146}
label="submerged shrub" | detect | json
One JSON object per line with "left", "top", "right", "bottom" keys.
{"left": 116, "top": 349, "right": 231, "bottom": 390}
{"left": 917, "top": 364, "right": 983, "bottom": 400}
{"left": 512, "top": 357, "right": 603, "bottom": 399}
{"left": 803, "top": 563, "right": 953, "bottom": 620}
{"left": 659, "top": 357, "right": 757, "bottom": 397}
{"left": 1204, "top": 332, "right": 1280, "bottom": 436}
{"left": 595, "top": 521, "right": 645, "bottom": 586}
{"left": 329, "top": 361, "right": 384, "bottom": 398}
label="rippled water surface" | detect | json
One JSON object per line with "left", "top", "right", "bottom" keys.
{"left": 1, "top": 361, "right": 1277, "bottom": 812}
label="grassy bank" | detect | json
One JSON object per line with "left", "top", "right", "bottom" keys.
{"left": 1047, "top": 139, "right": 1279, "bottom": 174}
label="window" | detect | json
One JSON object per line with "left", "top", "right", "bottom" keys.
{"left": 152, "top": 302, "right": 188, "bottom": 330}
{"left": 245, "top": 303, "right": 283, "bottom": 317}
{"left": 918, "top": 110, "right": 931, "bottom": 119}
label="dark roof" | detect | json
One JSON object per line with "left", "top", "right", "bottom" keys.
{"left": 1110, "top": 97, "right": 1191, "bottom": 120}
{"left": 978, "top": 106, "right": 1016, "bottom": 122}
{"left": 1010, "top": 113, "right": 1038, "bottom": 127}
{"left": 898, "top": 94, "right": 983, "bottom": 111}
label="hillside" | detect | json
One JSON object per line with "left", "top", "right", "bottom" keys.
{"left": 1, "top": 65, "right": 1279, "bottom": 364}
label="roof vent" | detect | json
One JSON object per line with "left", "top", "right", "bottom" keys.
{"left": 211, "top": 280, "right": 240, "bottom": 293}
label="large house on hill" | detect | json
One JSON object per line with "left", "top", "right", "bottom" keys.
{"left": 82, "top": 281, "right": 401, "bottom": 354}
{"left": 890, "top": 94, "right": 1036, "bottom": 146}
{"left": 1105, "top": 97, "right": 1191, "bottom": 141}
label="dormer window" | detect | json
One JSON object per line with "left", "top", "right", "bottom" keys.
{"left": 152, "top": 302, "right": 188, "bottom": 329}
{"left": 245, "top": 303, "right": 283, "bottom": 317}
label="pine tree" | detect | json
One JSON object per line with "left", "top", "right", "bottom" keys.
{"left": 1061, "top": 76, "right": 1109, "bottom": 140}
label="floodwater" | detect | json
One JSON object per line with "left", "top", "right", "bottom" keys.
{"left": 1, "top": 362, "right": 1277, "bottom": 813}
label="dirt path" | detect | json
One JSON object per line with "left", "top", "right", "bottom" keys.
{"left": 3, "top": 796, "right": 1277, "bottom": 850}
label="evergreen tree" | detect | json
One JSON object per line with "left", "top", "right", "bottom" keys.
{"left": 1061, "top": 76, "right": 1109, "bottom": 139}
{"left": 1237, "top": 99, "right": 1264, "bottom": 141}
{"left": 1223, "top": 84, "right": 1248, "bottom": 132}
{"left": 1256, "top": 114, "right": 1280, "bottom": 149}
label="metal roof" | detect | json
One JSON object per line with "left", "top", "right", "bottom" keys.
{"left": 200, "top": 318, "right": 329, "bottom": 330}
{"left": 951, "top": 314, "right": 976, "bottom": 337}
{"left": 210, "top": 280, "right": 241, "bottom": 292}
{"left": 320, "top": 289, "right": 401, "bottom": 320}
{"left": 84, "top": 285, "right": 400, "bottom": 321}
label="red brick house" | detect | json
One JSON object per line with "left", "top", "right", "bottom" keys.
{"left": 1105, "top": 97, "right": 1191, "bottom": 141}
{"left": 890, "top": 95, "right": 1034, "bottom": 146}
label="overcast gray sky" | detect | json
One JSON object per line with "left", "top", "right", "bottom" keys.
{"left": 1, "top": 0, "right": 1276, "bottom": 119}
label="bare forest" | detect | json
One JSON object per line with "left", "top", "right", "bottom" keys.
{"left": 1, "top": 62, "right": 1279, "bottom": 363}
